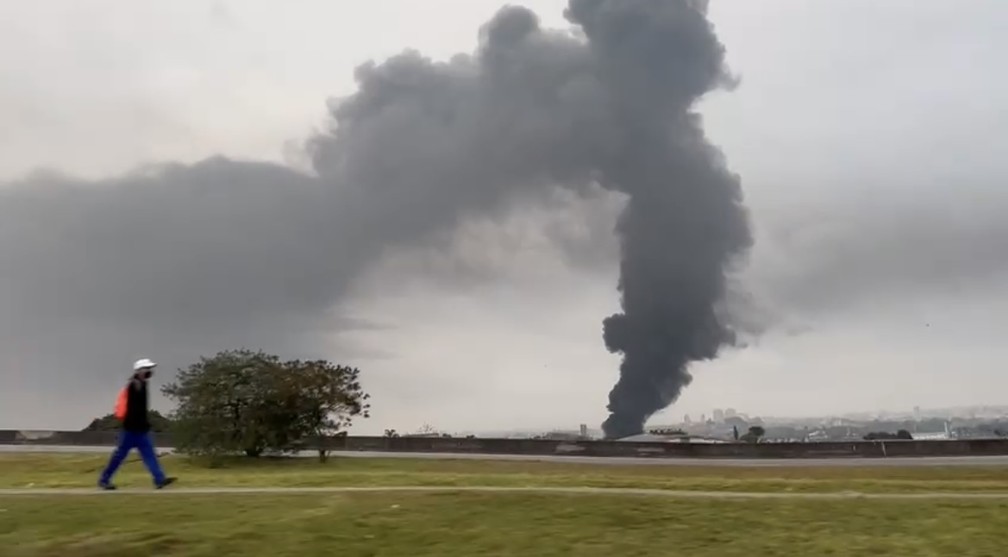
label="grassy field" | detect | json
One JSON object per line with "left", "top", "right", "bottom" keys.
{"left": 2, "top": 452, "right": 1008, "bottom": 493}
{"left": 3, "top": 491, "right": 1008, "bottom": 556}
{"left": 3, "top": 453, "right": 1008, "bottom": 556}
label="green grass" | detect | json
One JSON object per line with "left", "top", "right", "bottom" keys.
{"left": 2, "top": 452, "right": 1008, "bottom": 494}
{"left": 4, "top": 454, "right": 1008, "bottom": 555}
{"left": 3, "top": 492, "right": 1007, "bottom": 556}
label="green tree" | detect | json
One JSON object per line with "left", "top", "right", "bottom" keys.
{"left": 282, "top": 358, "right": 371, "bottom": 462}
{"left": 740, "top": 425, "right": 766, "bottom": 444}
{"left": 162, "top": 349, "right": 370, "bottom": 460}
{"left": 173, "top": 350, "right": 276, "bottom": 457}
{"left": 863, "top": 430, "right": 915, "bottom": 441}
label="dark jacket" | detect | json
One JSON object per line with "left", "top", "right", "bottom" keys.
{"left": 122, "top": 378, "right": 151, "bottom": 433}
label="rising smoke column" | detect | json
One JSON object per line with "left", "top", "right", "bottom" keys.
{"left": 562, "top": 0, "right": 752, "bottom": 439}
{"left": 0, "top": 0, "right": 749, "bottom": 432}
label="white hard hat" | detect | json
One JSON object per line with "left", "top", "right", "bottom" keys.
{"left": 133, "top": 358, "right": 157, "bottom": 371}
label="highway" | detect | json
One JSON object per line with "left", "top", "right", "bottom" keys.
{"left": 3, "top": 445, "right": 1008, "bottom": 467}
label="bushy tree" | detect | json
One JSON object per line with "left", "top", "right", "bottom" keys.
{"left": 740, "top": 425, "right": 766, "bottom": 444}
{"left": 283, "top": 358, "right": 371, "bottom": 461}
{"left": 863, "top": 430, "right": 915, "bottom": 441}
{"left": 162, "top": 349, "right": 370, "bottom": 459}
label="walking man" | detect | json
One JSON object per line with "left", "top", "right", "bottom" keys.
{"left": 98, "top": 358, "right": 177, "bottom": 490}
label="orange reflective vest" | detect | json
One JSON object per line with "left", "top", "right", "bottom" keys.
{"left": 114, "top": 386, "right": 128, "bottom": 421}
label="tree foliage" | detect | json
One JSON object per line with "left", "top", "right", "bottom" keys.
{"left": 863, "top": 429, "right": 914, "bottom": 441}
{"left": 740, "top": 425, "right": 766, "bottom": 444}
{"left": 162, "top": 349, "right": 370, "bottom": 459}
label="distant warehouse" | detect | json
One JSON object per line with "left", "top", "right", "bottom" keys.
{"left": 617, "top": 433, "right": 727, "bottom": 444}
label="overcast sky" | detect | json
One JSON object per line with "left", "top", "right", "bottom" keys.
{"left": 2, "top": 0, "right": 1006, "bottom": 434}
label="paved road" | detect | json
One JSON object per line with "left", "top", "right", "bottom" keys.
{"left": 2, "top": 485, "right": 1008, "bottom": 500}
{"left": 315, "top": 451, "right": 1008, "bottom": 467}
{"left": 4, "top": 445, "right": 1008, "bottom": 467}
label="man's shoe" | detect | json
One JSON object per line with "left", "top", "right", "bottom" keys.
{"left": 155, "top": 477, "right": 177, "bottom": 490}
{"left": 98, "top": 482, "right": 117, "bottom": 491}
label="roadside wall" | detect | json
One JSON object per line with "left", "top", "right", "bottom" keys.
{"left": 4, "top": 430, "right": 1008, "bottom": 459}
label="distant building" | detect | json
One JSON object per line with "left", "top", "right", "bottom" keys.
{"left": 725, "top": 408, "right": 737, "bottom": 418}
{"left": 912, "top": 430, "right": 950, "bottom": 441}
{"left": 579, "top": 424, "right": 588, "bottom": 438}
{"left": 683, "top": 414, "right": 692, "bottom": 425}
{"left": 618, "top": 433, "right": 726, "bottom": 444}
{"left": 914, "top": 406, "right": 922, "bottom": 422}
{"left": 713, "top": 409, "right": 725, "bottom": 422}
{"left": 537, "top": 431, "right": 582, "bottom": 441}
{"left": 807, "top": 430, "right": 829, "bottom": 442}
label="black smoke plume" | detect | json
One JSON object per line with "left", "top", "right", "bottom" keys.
{"left": 0, "top": 0, "right": 749, "bottom": 433}
{"left": 564, "top": 0, "right": 752, "bottom": 438}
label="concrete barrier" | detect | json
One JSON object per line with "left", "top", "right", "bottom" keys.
{"left": 3, "top": 430, "right": 1008, "bottom": 459}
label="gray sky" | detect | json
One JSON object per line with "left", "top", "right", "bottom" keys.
{"left": 2, "top": 0, "right": 1006, "bottom": 434}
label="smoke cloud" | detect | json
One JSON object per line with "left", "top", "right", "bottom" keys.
{"left": 1, "top": 0, "right": 749, "bottom": 434}
{"left": 562, "top": 0, "right": 751, "bottom": 438}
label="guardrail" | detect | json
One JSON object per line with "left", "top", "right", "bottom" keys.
{"left": 4, "top": 430, "right": 1008, "bottom": 459}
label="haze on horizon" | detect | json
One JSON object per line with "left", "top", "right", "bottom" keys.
{"left": 1, "top": 0, "right": 1006, "bottom": 435}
